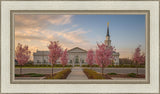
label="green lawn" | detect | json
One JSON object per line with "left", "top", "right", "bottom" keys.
{"left": 15, "top": 73, "right": 45, "bottom": 77}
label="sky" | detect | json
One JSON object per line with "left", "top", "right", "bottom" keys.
{"left": 15, "top": 14, "right": 145, "bottom": 59}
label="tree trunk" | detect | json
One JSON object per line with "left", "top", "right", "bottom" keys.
{"left": 136, "top": 63, "right": 139, "bottom": 76}
{"left": 20, "top": 65, "right": 22, "bottom": 75}
{"left": 102, "top": 66, "right": 104, "bottom": 78}
{"left": 63, "top": 66, "right": 64, "bottom": 70}
{"left": 51, "top": 64, "right": 54, "bottom": 78}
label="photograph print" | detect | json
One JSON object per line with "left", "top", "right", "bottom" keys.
{"left": 14, "top": 14, "right": 146, "bottom": 80}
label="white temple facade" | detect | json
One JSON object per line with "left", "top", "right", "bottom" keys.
{"left": 33, "top": 47, "right": 87, "bottom": 66}
{"left": 33, "top": 22, "right": 120, "bottom": 66}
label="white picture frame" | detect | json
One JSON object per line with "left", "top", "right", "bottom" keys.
{"left": 0, "top": 0, "right": 159, "bottom": 93}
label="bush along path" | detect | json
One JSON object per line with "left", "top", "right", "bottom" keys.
{"left": 83, "top": 68, "right": 145, "bottom": 79}
{"left": 67, "top": 67, "right": 88, "bottom": 80}
{"left": 83, "top": 69, "right": 111, "bottom": 79}
{"left": 45, "top": 69, "right": 71, "bottom": 79}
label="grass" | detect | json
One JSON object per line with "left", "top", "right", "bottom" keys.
{"left": 128, "top": 73, "right": 137, "bottom": 77}
{"left": 107, "top": 73, "right": 117, "bottom": 75}
{"left": 15, "top": 73, "right": 45, "bottom": 77}
{"left": 15, "top": 74, "right": 21, "bottom": 77}
{"left": 25, "top": 73, "right": 45, "bottom": 77}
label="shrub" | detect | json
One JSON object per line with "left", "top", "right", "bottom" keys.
{"left": 54, "top": 69, "right": 71, "bottom": 79}
{"left": 83, "top": 69, "right": 104, "bottom": 79}
{"left": 82, "top": 64, "right": 99, "bottom": 67}
{"left": 53, "top": 73, "right": 64, "bottom": 79}
{"left": 25, "top": 73, "right": 37, "bottom": 75}
{"left": 82, "top": 65, "right": 89, "bottom": 67}
{"left": 128, "top": 73, "right": 136, "bottom": 77}
{"left": 25, "top": 73, "right": 45, "bottom": 77}
{"left": 30, "top": 74, "right": 45, "bottom": 77}
{"left": 42, "top": 65, "right": 47, "bottom": 67}
{"left": 15, "top": 74, "right": 21, "bottom": 77}
{"left": 15, "top": 73, "right": 45, "bottom": 77}
{"left": 46, "top": 69, "right": 71, "bottom": 79}
{"left": 92, "top": 64, "right": 99, "bottom": 67}
{"left": 107, "top": 73, "right": 117, "bottom": 75}
{"left": 107, "top": 65, "right": 112, "bottom": 67}
{"left": 65, "top": 65, "right": 72, "bottom": 67}
{"left": 47, "top": 65, "right": 51, "bottom": 67}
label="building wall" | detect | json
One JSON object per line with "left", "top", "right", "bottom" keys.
{"left": 114, "top": 56, "right": 119, "bottom": 65}
{"left": 33, "top": 51, "right": 87, "bottom": 66}
{"left": 68, "top": 52, "right": 87, "bottom": 66}
{"left": 33, "top": 50, "right": 119, "bottom": 66}
{"left": 34, "top": 55, "right": 51, "bottom": 65}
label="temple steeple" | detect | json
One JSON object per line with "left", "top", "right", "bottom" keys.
{"left": 107, "top": 22, "right": 110, "bottom": 36}
{"left": 105, "top": 22, "right": 111, "bottom": 46}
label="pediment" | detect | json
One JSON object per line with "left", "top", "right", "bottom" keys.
{"left": 68, "top": 47, "right": 87, "bottom": 53}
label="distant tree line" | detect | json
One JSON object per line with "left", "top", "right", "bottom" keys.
{"left": 119, "top": 58, "right": 145, "bottom": 66}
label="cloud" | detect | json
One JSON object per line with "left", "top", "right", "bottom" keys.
{"left": 72, "top": 24, "right": 78, "bottom": 27}
{"left": 15, "top": 14, "right": 73, "bottom": 32}
{"left": 15, "top": 14, "right": 96, "bottom": 59}
{"left": 47, "top": 15, "right": 72, "bottom": 25}
{"left": 53, "top": 29, "right": 89, "bottom": 43}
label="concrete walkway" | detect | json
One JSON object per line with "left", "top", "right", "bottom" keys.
{"left": 67, "top": 67, "right": 88, "bottom": 80}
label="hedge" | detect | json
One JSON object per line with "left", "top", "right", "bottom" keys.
{"left": 15, "top": 64, "right": 72, "bottom": 67}
{"left": 83, "top": 69, "right": 104, "bottom": 79}
{"left": 128, "top": 73, "right": 137, "bottom": 77}
{"left": 107, "top": 73, "right": 117, "bottom": 75}
{"left": 46, "top": 69, "right": 71, "bottom": 79}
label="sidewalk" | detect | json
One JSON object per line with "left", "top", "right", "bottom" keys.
{"left": 67, "top": 67, "right": 88, "bottom": 80}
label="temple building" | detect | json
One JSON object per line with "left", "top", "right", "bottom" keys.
{"left": 33, "top": 47, "right": 87, "bottom": 66}
{"left": 33, "top": 22, "right": 120, "bottom": 66}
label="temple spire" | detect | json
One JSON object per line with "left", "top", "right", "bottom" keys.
{"left": 106, "top": 22, "right": 110, "bottom": 36}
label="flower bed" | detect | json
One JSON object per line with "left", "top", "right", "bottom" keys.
{"left": 45, "top": 69, "right": 71, "bottom": 79}
{"left": 83, "top": 69, "right": 111, "bottom": 79}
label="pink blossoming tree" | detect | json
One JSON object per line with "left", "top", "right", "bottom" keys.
{"left": 133, "top": 45, "right": 145, "bottom": 75}
{"left": 15, "top": 43, "right": 31, "bottom": 75}
{"left": 95, "top": 43, "right": 114, "bottom": 77}
{"left": 86, "top": 49, "right": 94, "bottom": 69}
{"left": 60, "top": 49, "right": 68, "bottom": 70}
{"left": 48, "top": 41, "right": 62, "bottom": 78}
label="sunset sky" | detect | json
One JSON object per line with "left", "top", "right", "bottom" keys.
{"left": 15, "top": 14, "right": 145, "bottom": 59}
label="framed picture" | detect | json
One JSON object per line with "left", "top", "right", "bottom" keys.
{"left": 1, "top": 0, "right": 159, "bottom": 94}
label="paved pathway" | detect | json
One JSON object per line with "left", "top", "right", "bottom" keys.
{"left": 67, "top": 67, "right": 88, "bottom": 80}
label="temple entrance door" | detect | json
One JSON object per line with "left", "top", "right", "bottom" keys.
{"left": 74, "top": 56, "right": 79, "bottom": 66}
